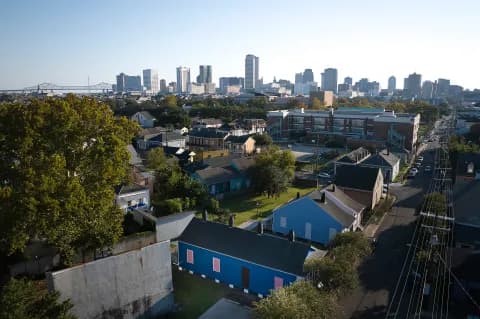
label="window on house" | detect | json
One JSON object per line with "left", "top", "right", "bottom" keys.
{"left": 274, "top": 276, "right": 284, "bottom": 290}
{"left": 186, "top": 249, "right": 194, "bottom": 264}
{"left": 280, "top": 217, "right": 287, "bottom": 228}
{"left": 212, "top": 257, "right": 220, "bottom": 272}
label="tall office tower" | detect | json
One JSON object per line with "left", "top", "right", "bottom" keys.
{"left": 421, "top": 80, "right": 434, "bottom": 100}
{"left": 344, "top": 77, "right": 353, "bottom": 86}
{"left": 176, "top": 66, "right": 191, "bottom": 93}
{"left": 404, "top": 73, "right": 422, "bottom": 98}
{"left": 142, "top": 69, "right": 159, "bottom": 93}
{"left": 388, "top": 76, "right": 396, "bottom": 93}
{"left": 245, "top": 54, "right": 259, "bottom": 90}
{"left": 303, "top": 69, "right": 314, "bottom": 83}
{"left": 116, "top": 73, "right": 142, "bottom": 93}
{"left": 196, "top": 65, "right": 213, "bottom": 84}
{"left": 295, "top": 73, "right": 304, "bottom": 84}
{"left": 321, "top": 68, "right": 338, "bottom": 93}
{"left": 436, "top": 78, "right": 450, "bottom": 98}
{"left": 159, "top": 79, "right": 167, "bottom": 93}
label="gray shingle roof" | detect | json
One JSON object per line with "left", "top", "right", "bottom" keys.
{"left": 323, "top": 186, "right": 365, "bottom": 213}
{"left": 189, "top": 128, "right": 229, "bottom": 139}
{"left": 225, "top": 135, "right": 251, "bottom": 144}
{"left": 361, "top": 150, "right": 399, "bottom": 168}
{"left": 139, "top": 111, "right": 156, "bottom": 120}
{"left": 178, "top": 218, "right": 311, "bottom": 276}
{"left": 335, "top": 166, "right": 381, "bottom": 191}
{"left": 115, "top": 183, "right": 148, "bottom": 195}
{"left": 336, "top": 147, "right": 370, "bottom": 164}
{"left": 195, "top": 167, "right": 238, "bottom": 185}
{"left": 308, "top": 190, "right": 356, "bottom": 227}
{"left": 231, "top": 157, "right": 255, "bottom": 172}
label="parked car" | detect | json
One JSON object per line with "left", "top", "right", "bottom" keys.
{"left": 407, "top": 171, "right": 417, "bottom": 179}
{"left": 318, "top": 172, "right": 331, "bottom": 179}
{"left": 415, "top": 161, "right": 422, "bottom": 167}
{"left": 424, "top": 165, "right": 432, "bottom": 172}
{"left": 410, "top": 167, "right": 419, "bottom": 174}
{"left": 417, "top": 156, "right": 424, "bottom": 162}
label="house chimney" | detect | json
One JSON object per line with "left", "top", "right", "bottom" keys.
{"left": 320, "top": 192, "right": 326, "bottom": 203}
{"left": 202, "top": 209, "right": 208, "bottom": 221}
{"left": 228, "top": 214, "right": 235, "bottom": 227}
{"left": 257, "top": 222, "right": 264, "bottom": 235}
{"left": 288, "top": 230, "right": 295, "bottom": 242}
{"left": 296, "top": 192, "right": 300, "bottom": 199}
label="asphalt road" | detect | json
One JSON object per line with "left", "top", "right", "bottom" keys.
{"left": 338, "top": 144, "right": 438, "bottom": 319}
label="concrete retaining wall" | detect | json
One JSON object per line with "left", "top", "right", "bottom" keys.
{"left": 47, "top": 241, "right": 173, "bottom": 319}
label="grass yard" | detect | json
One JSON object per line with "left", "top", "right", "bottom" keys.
{"left": 170, "top": 268, "right": 229, "bottom": 319}
{"left": 220, "top": 186, "right": 316, "bottom": 225}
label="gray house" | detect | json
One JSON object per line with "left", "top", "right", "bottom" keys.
{"left": 360, "top": 150, "right": 400, "bottom": 183}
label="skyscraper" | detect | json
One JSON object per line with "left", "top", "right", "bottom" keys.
{"left": 295, "top": 73, "right": 304, "bottom": 85}
{"left": 142, "top": 69, "right": 159, "bottom": 93}
{"left": 303, "top": 69, "right": 314, "bottom": 83}
{"left": 404, "top": 73, "right": 422, "bottom": 98}
{"left": 388, "top": 76, "right": 396, "bottom": 93}
{"left": 159, "top": 79, "right": 167, "bottom": 93}
{"left": 321, "top": 68, "right": 338, "bottom": 93}
{"left": 421, "top": 80, "right": 434, "bottom": 100}
{"left": 436, "top": 78, "right": 450, "bottom": 98}
{"left": 245, "top": 54, "right": 259, "bottom": 90}
{"left": 116, "top": 73, "right": 141, "bottom": 93}
{"left": 176, "top": 66, "right": 190, "bottom": 94}
{"left": 196, "top": 65, "right": 212, "bottom": 84}
{"left": 344, "top": 77, "right": 352, "bottom": 86}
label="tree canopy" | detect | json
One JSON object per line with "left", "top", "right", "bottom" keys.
{"left": 0, "top": 278, "right": 75, "bottom": 319}
{"left": 249, "top": 147, "right": 295, "bottom": 197}
{"left": 254, "top": 280, "right": 337, "bottom": 319}
{"left": 0, "top": 96, "right": 139, "bottom": 261}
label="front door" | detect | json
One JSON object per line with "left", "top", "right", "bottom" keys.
{"left": 241, "top": 267, "right": 250, "bottom": 289}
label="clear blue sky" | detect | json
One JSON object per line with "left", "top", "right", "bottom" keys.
{"left": 1, "top": 0, "right": 479, "bottom": 89}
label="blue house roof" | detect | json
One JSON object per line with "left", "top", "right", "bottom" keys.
{"left": 178, "top": 218, "right": 311, "bottom": 276}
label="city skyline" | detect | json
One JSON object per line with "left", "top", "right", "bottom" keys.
{"left": 1, "top": 0, "right": 479, "bottom": 90}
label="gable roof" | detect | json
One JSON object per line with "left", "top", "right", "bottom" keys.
{"left": 137, "top": 126, "right": 168, "bottom": 138}
{"left": 149, "top": 132, "right": 186, "bottom": 142}
{"left": 225, "top": 135, "right": 251, "bottom": 144}
{"left": 195, "top": 167, "right": 238, "bottom": 185}
{"left": 336, "top": 147, "right": 370, "bottom": 164}
{"left": 138, "top": 111, "right": 156, "bottom": 120}
{"left": 231, "top": 157, "right": 256, "bottom": 172}
{"left": 307, "top": 191, "right": 356, "bottom": 227}
{"left": 178, "top": 218, "right": 311, "bottom": 276}
{"left": 189, "top": 128, "right": 229, "bottom": 139}
{"left": 115, "top": 183, "right": 148, "bottom": 195}
{"left": 361, "top": 150, "right": 399, "bottom": 168}
{"left": 335, "top": 165, "right": 381, "bottom": 191}
{"left": 323, "top": 185, "right": 366, "bottom": 213}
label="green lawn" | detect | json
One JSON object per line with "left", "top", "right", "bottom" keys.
{"left": 220, "top": 186, "right": 316, "bottom": 225}
{"left": 170, "top": 268, "right": 229, "bottom": 319}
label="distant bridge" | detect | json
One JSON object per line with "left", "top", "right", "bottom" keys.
{"left": 0, "top": 82, "right": 113, "bottom": 93}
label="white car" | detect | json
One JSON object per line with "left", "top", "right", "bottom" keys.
{"left": 318, "top": 172, "right": 331, "bottom": 179}
{"left": 417, "top": 156, "right": 424, "bottom": 162}
{"left": 410, "top": 167, "right": 419, "bottom": 174}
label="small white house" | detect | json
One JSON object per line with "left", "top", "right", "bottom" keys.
{"left": 115, "top": 184, "right": 150, "bottom": 213}
{"left": 131, "top": 111, "right": 157, "bottom": 128}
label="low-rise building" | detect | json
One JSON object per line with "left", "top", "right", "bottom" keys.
{"left": 272, "top": 186, "right": 365, "bottom": 245}
{"left": 360, "top": 150, "right": 400, "bottom": 183}
{"left": 335, "top": 165, "right": 384, "bottom": 209}
{"left": 188, "top": 128, "right": 229, "bottom": 151}
{"left": 225, "top": 135, "right": 256, "bottom": 155}
{"left": 177, "top": 217, "right": 314, "bottom": 296}
{"left": 115, "top": 184, "right": 150, "bottom": 213}
{"left": 131, "top": 111, "right": 157, "bottom": 128}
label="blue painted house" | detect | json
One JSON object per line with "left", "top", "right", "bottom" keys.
{"left": 191, "top": 157, "right": 254, "bottom": 197}
{"left": 177, "top": 218, "right": 313, "bottom": 296}
{"left": 272, "top": 187, "right": 365, "bottom": 245}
